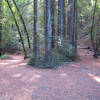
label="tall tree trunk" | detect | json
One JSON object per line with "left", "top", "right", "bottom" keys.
{"left": 12, "top": 0, "right": 31, "bottom": 49}
{"left": 63, "top": 0, "right": 66, "bottom": 37}
{"left": 0, "top": 0, "right": 2, "bottom": 56}
{"left": 67, "top": 0, "right": 78, "bottom": 54}
{"left": 6, "top": 0, "right": 27, "bottom": 58}
{"left": 45, "top": 0, "right": 52, "bottom": 61}
{"left": 58, "top": 0, "right": 66, "bottom": 40}
{"left": 67, "top": 0, "right": 73, "bottom": 43}
{"left": 72, "top": 0, "right": 78, "bottom": 53}
{"left": 33, "top": 0, "right": 38, "bottom": 61}
{"left": 51, "top": 0, "right": 55, "bottom": 48}
{"left": 90, "top": 0, "right": 97, "bottom": 55}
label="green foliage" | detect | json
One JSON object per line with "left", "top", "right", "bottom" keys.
{"left": 78, "top": 0, "right": 100, "bottom": 53}
{"left": 61, "top": 41, "right": 78, "bottom": 61}
{"left": 0, "top": 54, "right": 10, "bottom": 60}
{"left": 2, "top": 0, "right": 32, "bottom": 54}
{"left": 29, "top": 41, "right": 78, "bottom": 69}
{"left": 6, "top": 41, "right": 21, "bottom": 53}
{"left": 29, "top": 49, "right": 62, "bottom": 68}
{"left": 0, "top": 38, "right": 21, "bottom": 53}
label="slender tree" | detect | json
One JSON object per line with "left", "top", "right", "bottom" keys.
{"left": 58, "top": 0, "right": 66, "bottom": 40}
{"left": 51, "top": 0, "right": 55, "bottom": 48}
{"left": 72, "top": 0, "right": 78, "bottom": 53}
{"left": 90, "top": 0, "right": 98, "bottom": 57}
{"left": 0, "top": 0, "right": 2, "bottom": 56}
{"left": 12, "top": 0, "right": 31, "bottom": 49}
{"left": 33, "top": 0, "right": 38, "bottom": 61}
{"left": 95, "top": 16, "right": 100, "bottom": 53}
{"left": 6, "top": 0, "right": 27, "bottom": 58}
{"left": 67, "top": 0, "right": 73, "bottom": 43}
{"left": 45, "top": 0, "right": 52, "bottom": 61}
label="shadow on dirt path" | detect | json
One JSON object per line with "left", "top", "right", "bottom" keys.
{"left": 0, "top": 49, "right": 100, "bottom": 100}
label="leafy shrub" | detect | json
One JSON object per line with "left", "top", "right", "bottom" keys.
{"left": 0, "top": 54, "right": 10, "bottom": 60}
{"left": 29, "top": 49, "right": 62, "bottom": 68}
{"left": 5, "top": 41, "right": 21, "bottom": 53}
{"left": 59, "top": 40, "right": 78, "bottom": 61}
{"left": 29, "top": 41, "right": 78, "bottom": 69}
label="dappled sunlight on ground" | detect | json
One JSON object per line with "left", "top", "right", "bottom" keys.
{"left": 88, "top": 73, "right": 100, "bottom": 83}
{"left": 0, "top": 49, "right": 100, "bottom": 100}
{"left": 13, "top": 73, "right": 22, "bottom": 78}
{"left": 9, "top": 65, "right": 20, "bottom": 68}
{"left": 60, "top": 73, "right": 67, "bottom": 77}
{"left": 0, "top": 62, "right": 9, "bottom": 65}
{"left": 8, "top": 59, "right": 20, "bottom": 62}
{"left": 29, "top": 74, "right": 41, "bottom": 82}
{"left": 19, "top": 63, "right": 27, "bottom": 66}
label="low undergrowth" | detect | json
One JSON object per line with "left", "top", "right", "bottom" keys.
{"left": 0, "top": 54, "right": 10, "bottom": 60}
{"left": 29, "top": 42, "right": 78, "bottom": 69}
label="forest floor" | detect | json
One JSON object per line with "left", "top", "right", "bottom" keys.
{"left": 0, "top": 49, "right": 100, "bottom": 100}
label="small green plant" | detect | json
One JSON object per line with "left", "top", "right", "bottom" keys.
{"left": 0, "top": 54, "right": 10, "bottom": 60}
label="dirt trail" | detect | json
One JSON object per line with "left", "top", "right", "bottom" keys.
{"left": 0, "top": 49, "right": 100, "bottom": 100}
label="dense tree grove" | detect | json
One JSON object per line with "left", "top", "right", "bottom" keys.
{"left": 0, "top": 0, "right": 100, "bottom": 68}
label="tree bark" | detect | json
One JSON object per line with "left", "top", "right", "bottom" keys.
{"left": 67, "top": 0, "right": 73, "bottom": 43}
{"left": 67, "top": 0, "right": 78, "bottom": 54}
{"left": 45, "top": 0, "right": 52, "bottom": 61}
{"left": 72, "top": 0, "right": 78, "bottom": 53}
{"left": 58, "top": 0, "right": 66, "bottom": 40}
{"left": 33, "top": 0, "right": 38, "bottom": 60}
{"left": 90, "top": 0, "right": 97, "bottom": 54}
{"left": 51, "top": 0, "right": 55, "bottom": 48}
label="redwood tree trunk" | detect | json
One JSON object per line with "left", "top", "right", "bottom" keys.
{"left": 45, "top": 0, "right": 52, "bottom": 61}
{"left": 90, "top": 0, "right": 97, "bottom": 55}
{"left": 33, "top": 0, "right": 38, "bottom": 60}
{"left": 58, "top": 0, "right": 66, "bottom": 40}
{"left": 51, "top": 0, "right": 55, "bottom": 48}
{"left": 72, "top": 0, "right": 78, "bottom": 53}
{"left": 67, "top": 0, "right": 73, "bottom": 43}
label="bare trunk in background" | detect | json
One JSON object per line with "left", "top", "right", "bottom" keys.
{"left": 58, "top": 0, "right": 66, "bottom": 40}
{"left": 33, "top": 0, "right": 38, "bottom": 61}
{"left": 51, "top": 0, "right": 55, "bottom": 48}
{"left": 45, "top": 0, "right": 52, "bottom": 61}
